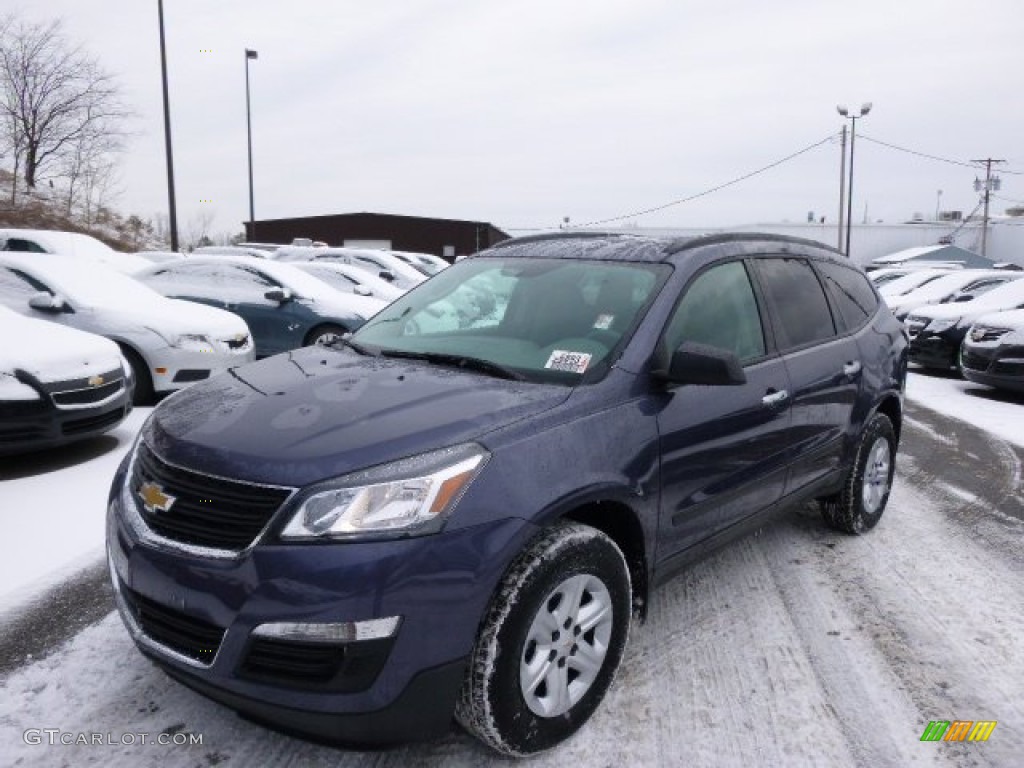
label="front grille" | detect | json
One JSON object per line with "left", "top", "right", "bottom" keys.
{"left": 239, "top": 636, "right": 393, "bottom": 692}
{"left": 961, "top": 350, "right": 991, "bottom": 371}
{"left": 993, "top": 359, "right": 1024, "bottom": 376}
{"left": 62, "top": 408, "right": 125, "bottom": 436}
{"left": 52, "top": 379, "right": 124, "bottom": 406}
{"left": 123, "top": 585, "right": 225, "bottom": 664}
{"left": 132, "top": 442, "right": 292, "bottom": 551}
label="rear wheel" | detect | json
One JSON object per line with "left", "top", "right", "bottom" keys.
{"left": 304, "top": 323, "right": 347, "bottom": 347}
{"left": 119, "top": 345, "right": 154, "bottom": 406}
{"left": 820, "top": 412, "right": 896, "bottom": 533}
{"left": 456, "top": 523, "right": 631, "bottom": 756}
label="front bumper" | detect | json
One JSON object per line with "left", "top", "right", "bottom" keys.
{"left": 961, "top": 340, "right": 1024, "bottom": 393}
{"left": 907, "top": 328, "right": 965, "bottom": 369}
{"left": 106, "top": 454, "right": 533, "bottom": 745}
{"left": 0, "top": 369, "right": 132, "bottom": 456}
{"left": 147, "top": 344, "right": 255, "bottom": 394}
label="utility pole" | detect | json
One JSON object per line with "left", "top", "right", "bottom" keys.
{"left": 157, "top": 0, "right": 179, "bottom": 251}
{"left": 972, "top": 158, "right": 1004, "bottom": 257}
{"left": 837, "top": 125, "right": 847, "bottom": 252}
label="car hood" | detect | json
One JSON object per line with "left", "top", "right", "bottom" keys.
{"left": 99, "top": 298, "right": 249, "bottom": 340}
{"left": 0, "top": 313, "right": 122, "bottom": 382}
{"left": 145, "top": 346, "right": 572, "bottom": 487}
{"left": 307, "top": 294, "right": 388, "bottom": 324}
{"left": 909, "top": 298, "right": 1017, "bottom": 323}
{"left": 973, "top": 308, "right": 1024, "bottom": 332}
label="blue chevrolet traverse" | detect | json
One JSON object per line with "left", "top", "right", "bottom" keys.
{"left": 108, "top": 233, "right": 907, "bottom": 756}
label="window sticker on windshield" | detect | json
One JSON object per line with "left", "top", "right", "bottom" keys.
{"left": 545, "top": 350, "right": 592, "bottom": 374}
{"left": 593, "top": 314, "right": 614, "bottom": 330}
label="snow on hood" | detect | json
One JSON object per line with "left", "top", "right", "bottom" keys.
{"left": 308, "top": 293, "right": 387, "bottom": 323}
{"left": 0, "top": 305, "right": 122, "bottom": 382}
{"left": 974, "top": 308, "right": 1024, "bottom": 332}
{"left": 120, "top": 299, "right": 250, "bottom": 340}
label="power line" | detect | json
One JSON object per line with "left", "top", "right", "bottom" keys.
{"left": 574, "top": 133, "right": 837, "bottom": 228}
{"left": 859, "top": 134, "right": 1024, "bottom": 176}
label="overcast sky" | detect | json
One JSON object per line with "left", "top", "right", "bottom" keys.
{"left": 12, "top": 0, "right": 1024, "bottom": 239}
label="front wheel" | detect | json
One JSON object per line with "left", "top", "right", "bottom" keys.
{"left": 456, "top": 523, "right": 632, "bottom": 756}
{"left": 820, "top": 412, "right": 896, "bottom": 533}
{"left": 304, "top": 323, "right": 347, "bottom": 347}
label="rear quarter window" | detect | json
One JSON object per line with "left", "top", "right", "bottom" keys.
{"left": 814, "top": 260, "right": 879, "bottom": 332}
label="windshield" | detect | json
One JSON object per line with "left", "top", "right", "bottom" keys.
{"left": 20, "top": 259, "right": 166, "bottom": 309}
{"left": 353, "top": 256, "right": 670, "bottom": 385}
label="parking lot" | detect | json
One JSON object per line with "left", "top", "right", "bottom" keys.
{"left": 1, "top": 370, "right": 1021, "bottom": 766}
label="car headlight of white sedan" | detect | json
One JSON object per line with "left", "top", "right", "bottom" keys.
{"left": 0, "top": 372, "right": 40, "bottom": 401}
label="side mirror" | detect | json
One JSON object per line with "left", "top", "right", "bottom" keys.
{"left": 353, "top": 285, "right": 372, "bottom": 297}
{"left": 656, "top": 341, "right": 747, "bottom": 386}
{"left": 28, "top": 292, "right": 65, "bottom": 312}
{"left": 378, "top": 270, "right": 396, "bottom": 283}
{"left": 264, "top": 288, "right": 292, "bottom": 303}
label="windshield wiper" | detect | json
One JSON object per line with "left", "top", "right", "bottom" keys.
{"left": 378, "top": 349, "right": 526, "bottom": 381}
{"left": 328, "top": 336, "right": 378, "bottom": 356}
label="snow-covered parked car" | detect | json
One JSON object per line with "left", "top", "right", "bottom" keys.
{"left": 0, "top": 253, "right": 254, "bottom": 404}
{"left": 882, "top": 269, "right": 1023, "bottom": 320}
{"left": 0, "top": 228, "right": 151, "bottom": 274}
{"left": 134, "top": 256, "right": 386, "bottom": 356}
{"left": 877, "top": 268, "right": 956, "bottom": 300}
{"left": 905, "top": 277, "right": 1024, "bottom": 370}
{"left": 273, "top": 246, "right": 427, "bottom": 290}
{"left": 960, "top": 309, "right": 1024, "bottom": 393}
{"left": 0, "top": 304, "right": 132, "bottom": 455}
{"left": 291, "top": 260, "right": 405, "bottom": 302}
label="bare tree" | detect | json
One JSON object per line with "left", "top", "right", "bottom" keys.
{"left": 0, "top": 17, "right": 128, "bottom": 191}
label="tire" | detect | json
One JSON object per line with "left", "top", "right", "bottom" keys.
{"left": 119, "top": 345, "right": 154, "bottom": 406}
{"left": 303, "top": 323, "right": 347, "bottom": 347}
{"left": 820, "top": 412, "right": 896, "bottom": 533}
{"left": 456, "top": 522, "right": 632, "bottom": 756}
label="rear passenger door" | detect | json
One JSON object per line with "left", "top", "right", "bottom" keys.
{"left": 750, "top": 257, "right": 862, "bottom": 495}
{"left": 656, "top": 260, "right": 793, "bottom": 558}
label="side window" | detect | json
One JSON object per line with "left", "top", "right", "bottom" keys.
{"left": 0, "top": 266, "right": 39, "bottom": 302}
{"left": 753, "top": 258, "right": 836, "bottom": 350}
{"left": 2, "top": 238, "right": 47, "bottom": 253}
{"left": 662, "top": 261, "right": 765, "bottom": 363}
{"left": 814, "top": 260, "right": 878, "bottom": 332}
{"left": 219, "top": 266, "right": 279, "bottom": 303}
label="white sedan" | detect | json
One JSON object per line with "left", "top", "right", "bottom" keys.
{"left": 0, "top": 304, "right": 134, "bottom": 455}
{"left": 291, "top": 261, "right": 405, "bottom": 302}
{"left": 0, "top": 253, "right": 254, "bottom": 404}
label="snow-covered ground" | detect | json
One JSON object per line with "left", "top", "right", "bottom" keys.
{"left": 0, "top": 408, "right": 149, "bottom": 611}
{"left": 906, "top": 368, "right": 1024, "bottom": 448}
{"left": 0, "top": 371, "right": 1021, "bottom": 765}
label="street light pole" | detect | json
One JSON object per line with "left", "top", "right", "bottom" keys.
{"left": 837, "top": 124, "right": 847, "bottom": 252}
{"left": 837, "top": 102, "right": 872, "bottom": 259}
{"left": 157, "top": 0, "right": 178, "bottom": 251}
{"left": 245, "top": 48, "right": 258, "bottom": 237}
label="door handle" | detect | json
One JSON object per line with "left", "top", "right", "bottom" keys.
{"left": 761, "top": 389, "right": 789, "bottom": 407}
{"left": 842, "top": 361, "right": 862, "bottom": 378}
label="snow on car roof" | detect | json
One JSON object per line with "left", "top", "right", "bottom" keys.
{"left": 0, "top": 252, "right": 166, "bottom": 309}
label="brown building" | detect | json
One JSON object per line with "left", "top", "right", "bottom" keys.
{"left": 245, "top": 212, "right": 509, "bottom": 260}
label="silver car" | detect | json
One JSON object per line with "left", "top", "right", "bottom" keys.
{"left": 0, "top": 253, "right": 254, "bottom": 404}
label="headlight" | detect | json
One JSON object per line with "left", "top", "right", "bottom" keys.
{"left": 171, "top": 334, "right": 216, "bottom": 353}
{"left": 0, "top": 372, "right": 40, "bottom": 401}
{"left": 926, "top": 317, "right": 959, "bottom": 333}
{"left": 280, "top": 443, "right": 489, "bottom": 540}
